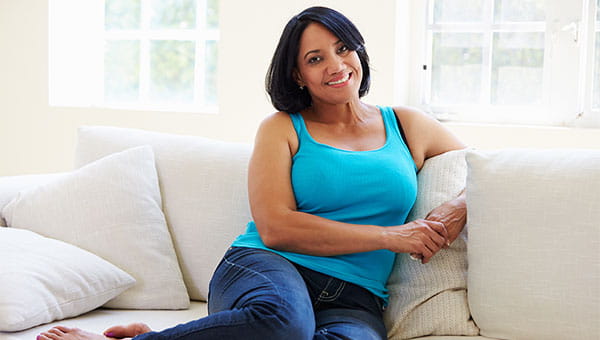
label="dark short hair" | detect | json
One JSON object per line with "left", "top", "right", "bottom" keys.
{"left": 265, "top": 6, "right": 371, "bottom": 113}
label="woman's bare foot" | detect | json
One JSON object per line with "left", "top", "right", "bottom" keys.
{"left": 103, "top": 323, "right": 152, "bottom": 338}
{"left": 37, "top": 323, "right": 151, "bottom": 340}
{"left": 37, "top": 326, "right": 110, "bottom": 340}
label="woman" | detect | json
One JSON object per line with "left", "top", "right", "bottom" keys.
{"left": 39, "top": 6, "right": 466, "bottom": 340}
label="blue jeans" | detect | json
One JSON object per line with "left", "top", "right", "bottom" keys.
{"left": 134, "top": 246, "right": 387, "bottom": 340}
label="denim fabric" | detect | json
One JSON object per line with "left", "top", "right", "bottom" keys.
{"left": 133, "top": 247, "right": 387, "bottom": 340}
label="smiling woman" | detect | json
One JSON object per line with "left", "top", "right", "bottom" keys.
{"left": 294, "top": 24, "right": 362, "bottom": 104}
{"left": 39, "top": 6, "right": 466, "bottom": 340}
{"left": 265, "top": 7, "right": 371, "bottom": 114}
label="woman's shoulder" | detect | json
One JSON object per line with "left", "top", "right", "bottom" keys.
{"left": 388, "top": 105, "right": 465, "bottom": 168}
{"left": 254, "top": 111, "right": 299, "bottom": 153}
{"left": 390, "top": 105, "right": 432, "bottom": 123}
{"left": 258, "top": 111, "right": 294, "bottom": 130}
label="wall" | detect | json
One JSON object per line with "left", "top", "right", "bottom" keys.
{"left": 0, "top": 0, "right": 598, "bottom": 176}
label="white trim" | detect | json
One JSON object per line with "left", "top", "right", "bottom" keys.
{"left": 406, "top": 0, "right": 598, "bottom": 127}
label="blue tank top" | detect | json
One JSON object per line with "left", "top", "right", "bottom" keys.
{"left": 232, "top": 106, "right": 417, "bottom": 302}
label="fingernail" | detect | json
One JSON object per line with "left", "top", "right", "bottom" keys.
{"left": 105, "top": 332, "right": 114, "bottom": 337}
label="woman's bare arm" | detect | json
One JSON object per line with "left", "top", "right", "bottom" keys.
{"left": 247, "top": 112, "right": 448, "bottom": 261}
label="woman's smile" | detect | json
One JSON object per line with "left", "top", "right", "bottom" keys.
{"left": 326, "top": 72, "right": 352, "bottom": 87}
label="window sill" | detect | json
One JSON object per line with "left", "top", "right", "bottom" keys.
{"left": 442, "top": 122, "right": 600, "bottom": 150}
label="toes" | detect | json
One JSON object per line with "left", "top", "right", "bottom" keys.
{"left": 38, "top": 333, "right": 59, "bottom": 340}
{"left": 132, "top": 323, "right": 151, "bottom": 335}
{"left": 104, "top": 323, "right": 151, "bottom": 338}
{"left": 103, "top": 325, "right": 128, "bottom": 338}
{"left": 53, "top": 325, "right": 74, "bottom": 333}
{"left": 39, "top": 326, "right": 77, "bottom": 340}
{"left": 48, "top": 327, "right": 65, "bottom": 336}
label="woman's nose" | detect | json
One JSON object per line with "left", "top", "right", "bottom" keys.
{"left": 326, "top": 55, "right": 345, "bottom": 75}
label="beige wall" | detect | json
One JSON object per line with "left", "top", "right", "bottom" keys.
{"left": 1, "top": 0, "right": 599, "bottom": 176}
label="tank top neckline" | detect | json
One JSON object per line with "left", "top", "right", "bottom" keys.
{"left": 293, "top": 106, "right": 392, "bottom": 153}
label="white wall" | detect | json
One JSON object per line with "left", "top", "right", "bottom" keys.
{"left": 0, "top": 0, "right": 598, "bottom": 176}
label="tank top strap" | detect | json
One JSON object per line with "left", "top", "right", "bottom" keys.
{"left": 377, "top": 106, "right": 403, "bottom": 147}
{"left": 289, "top": 112, "right": 307, "bottom": 141}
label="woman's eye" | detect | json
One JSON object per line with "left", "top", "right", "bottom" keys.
{"left": 337, "top": 45, "right": 349, "bottom": 54}
{"left": 308, "top": 56, "right": 321, "bottom": 64}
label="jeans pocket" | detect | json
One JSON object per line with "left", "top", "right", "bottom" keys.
{"left": 317, "top": 279, "right": 346, "bottom": 303}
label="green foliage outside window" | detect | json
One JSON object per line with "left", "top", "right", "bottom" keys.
{"left": 103, "top": 0, "right": 218, "bottom": 108}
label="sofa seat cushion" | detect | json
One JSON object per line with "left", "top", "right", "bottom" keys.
{"left": 410, "top": 337, "right": 496, "bottom": 340}
{"left": 74, "top": 126, "right": 253, "bottom": 301}
{"left": 5, "top": 301, "right": 497, "bottom": 340}
{"left": 1, "top": 302, "right": 208, "bottom": 340}
{"left": 466, "top": 149, "right": 600, "bottom": 340}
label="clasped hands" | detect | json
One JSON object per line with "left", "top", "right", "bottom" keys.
{"left": 386, "top": 192, "right": 466, "bottom": 264}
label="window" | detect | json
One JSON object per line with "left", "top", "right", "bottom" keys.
{"left": 406, "top": 0, "right": 599, "bottom": 127}
{"left": 49, "top": 0, "right": 219, "bottom": 113}
{"left": 590, "top": 0, "right": 600, "bottom": 110}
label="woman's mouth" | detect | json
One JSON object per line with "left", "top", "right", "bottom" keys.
{"left": 326, "top": 72, "right": 352, "bottom": 86}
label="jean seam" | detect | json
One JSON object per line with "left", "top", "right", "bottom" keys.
{"left": 318, "top": 280, "right": 346, "bottom": 302}
{"left": 221, "top": 256, "right": 285, "bottom": 310}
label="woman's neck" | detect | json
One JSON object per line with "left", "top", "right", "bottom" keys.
{"left": 305, "top": 99, "right": 371, "bottom": 125}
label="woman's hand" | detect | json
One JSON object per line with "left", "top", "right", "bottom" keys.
{"left": 424, "top": 190, "right": 467, "bottom": 247}
{"left": 383, "top": 219, "right": 448, "bottom": 264}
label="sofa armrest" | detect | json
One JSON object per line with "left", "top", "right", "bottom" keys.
{"left": 0, "top": 173, "right": 66, "bottom": 226}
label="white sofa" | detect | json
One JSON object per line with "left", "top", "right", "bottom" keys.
{"left": 1, "top": 126, "right": 598, "bottom": 340}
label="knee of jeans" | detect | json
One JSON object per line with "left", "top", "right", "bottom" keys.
{"left": 315, "top": 308, "right": 387, "bottom": 340}
{"left": 247, "top": 300, "right": 314, "bottom": 340}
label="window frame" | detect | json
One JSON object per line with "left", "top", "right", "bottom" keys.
{"left": 49, "top": 0, "right": 219, "bottom": 114}
{"left": 404, "top": 0, "right": 599, "bottom": 128}
{"left": 578, "top": 0, "right": 600, "bottom": 127}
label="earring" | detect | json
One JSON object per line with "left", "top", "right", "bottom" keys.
{"left": 299, "top": 85, "right": 304, "bottom": 90}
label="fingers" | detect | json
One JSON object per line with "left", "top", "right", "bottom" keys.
{"left": 415, "top": 219, "right": 448, "bottom": 249}
{"left": 409, "top": 219, "right": 449, "bottom": 263}
{"left": 426, "top": 220, "right": 449, "bottom": 245}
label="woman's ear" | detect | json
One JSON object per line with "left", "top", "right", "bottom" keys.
{"left": 293, "top": 69, "right": 304, "bottom": 88}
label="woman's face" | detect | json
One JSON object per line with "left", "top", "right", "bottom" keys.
{"left": 294, "top": 23, "right": 362, "bottom": 107}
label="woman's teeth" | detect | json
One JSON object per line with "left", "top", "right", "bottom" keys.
{"left": 327, "top": 73, "right": 350, "bottom": 85}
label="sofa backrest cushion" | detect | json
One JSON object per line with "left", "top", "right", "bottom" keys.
{"left": 0, "top": 173, "right": 66, "bottom": 226}
{"left": 466, "top": 149, "right": 600, "bottom": 339}
{"left": 385, "top": 149, "right": 479, "bottom": 339}
{"left": 75, "top": 126, "right": 253, "bottom": 301}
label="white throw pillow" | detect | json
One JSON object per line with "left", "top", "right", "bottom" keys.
{"left": 0, "top": 173, "right": 66, "bottom": 226}
{"left": 385, "top": 149, "right": 479, "bottom": 339}
{"left": 0, "top": 228, "right": 135, "bottom": 332}
{"left": 2, "top": 146, "right": 189, "bottom": 309}
{"left": 466, "top": 149, "right": 600, "bottom": 340}
{"left": 74, "top": 126, "right": 252, "bottom": 301}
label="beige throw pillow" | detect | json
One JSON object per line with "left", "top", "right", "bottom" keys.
{"left": 2, "top": 146, "right": 189, "bottom": 309}
{"left": 385, "top": 149, "right": 479, "bottom": 339}
{"left": 0, "top": 228, "right": 135, "bottom": 332}
{"left": 74, "top": 126, "right": 253, "bottom": 301}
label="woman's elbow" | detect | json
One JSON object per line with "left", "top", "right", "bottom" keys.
{"left": 254, "top": 219, "right": 288, "bottom": 250}
{"left": 251, "top": 205, "right": 298, "bottom": 248}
